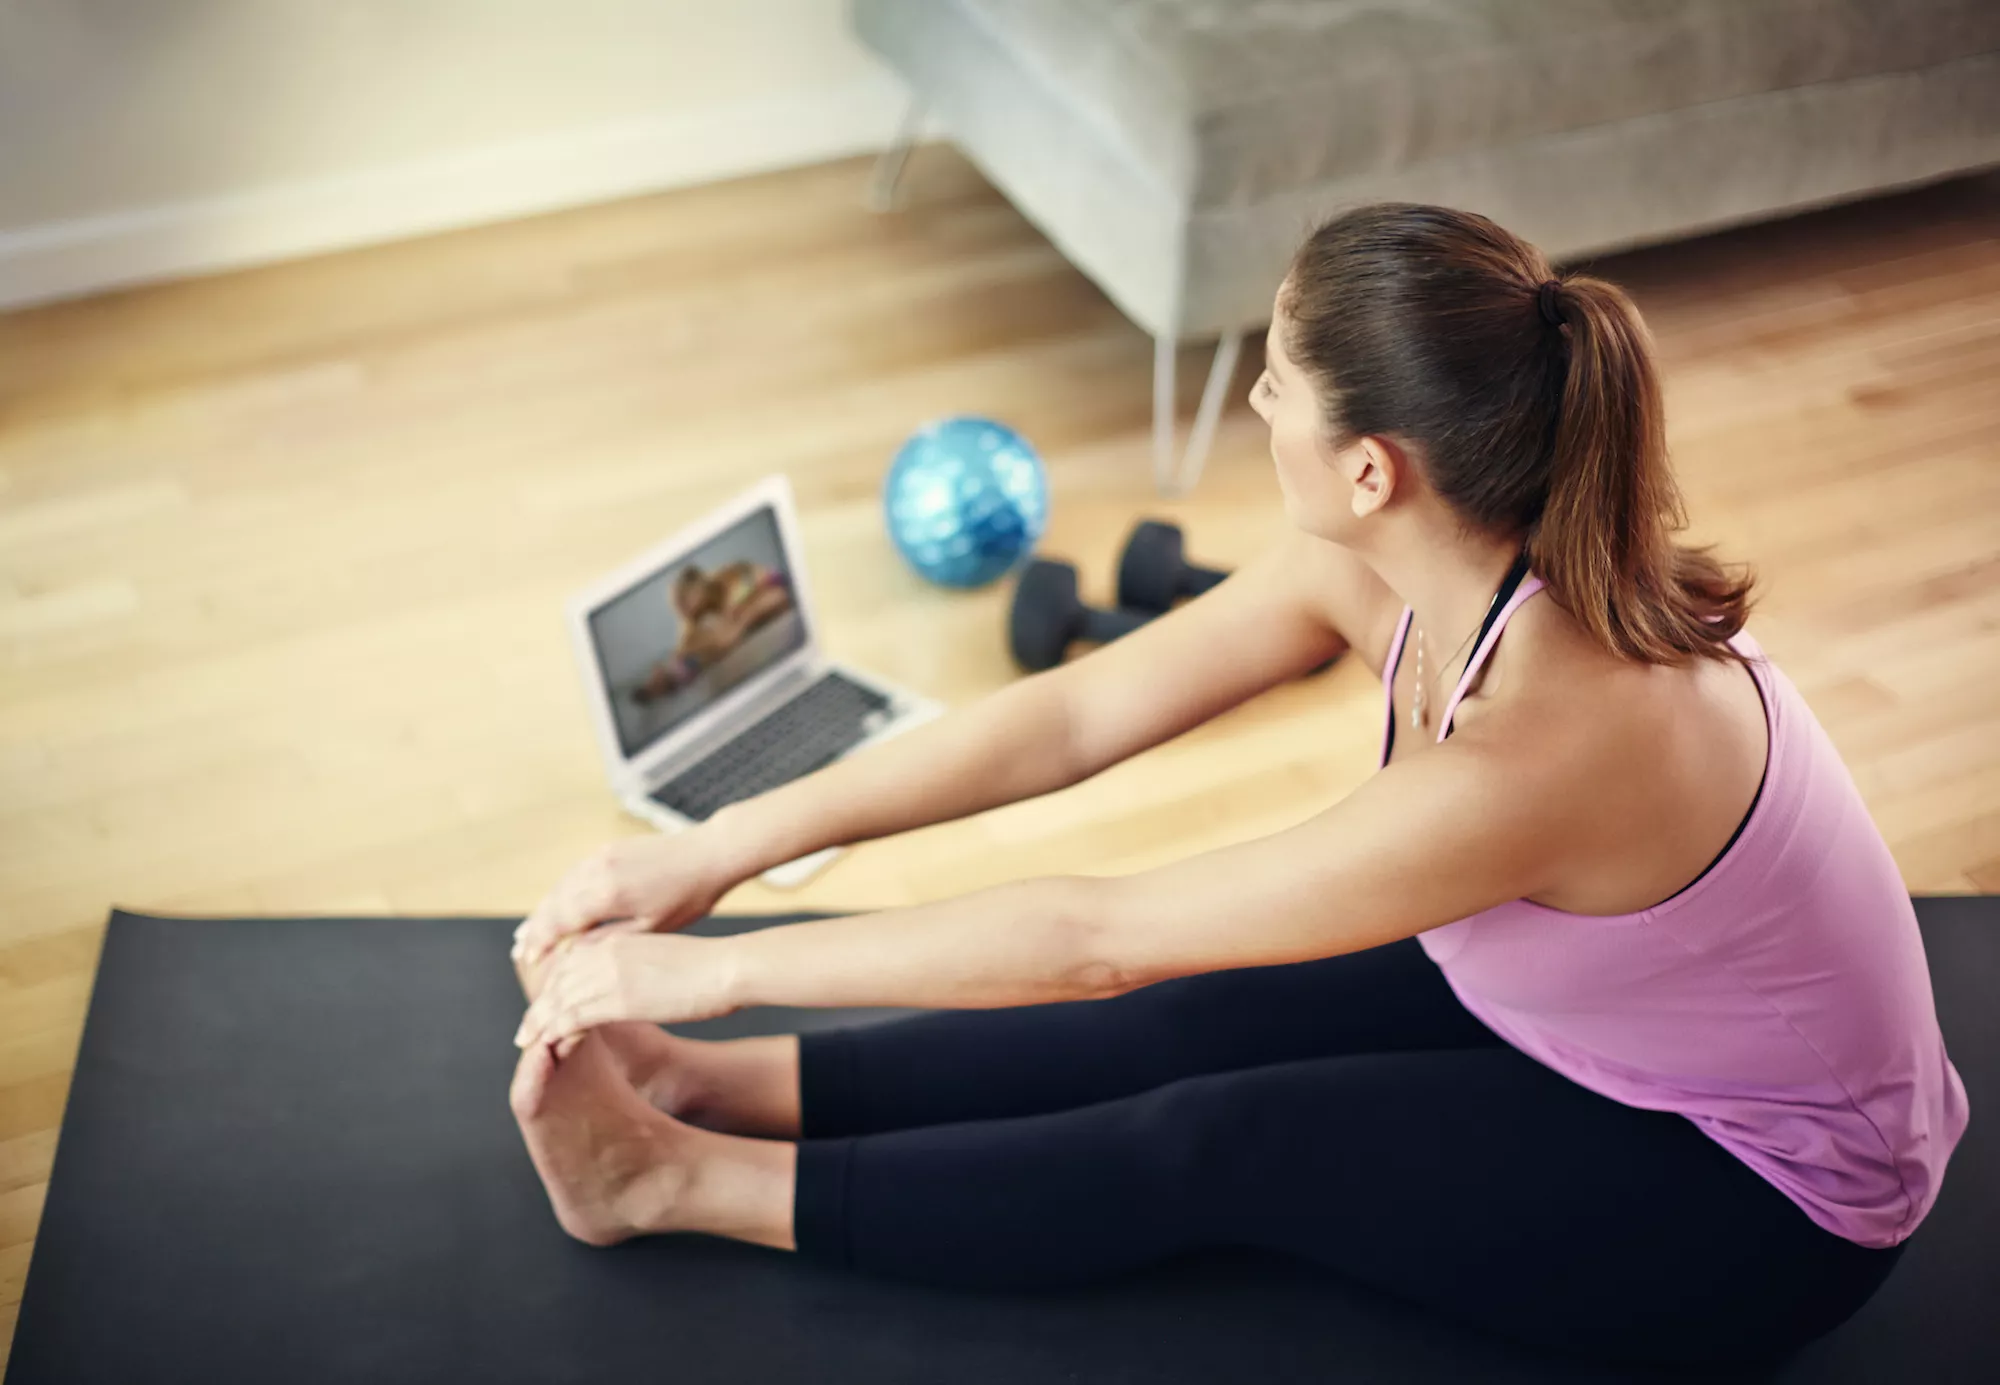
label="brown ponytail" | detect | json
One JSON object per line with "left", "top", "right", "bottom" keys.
{"left": 1282, "top": 204, "right": 1755, "bottom": 666}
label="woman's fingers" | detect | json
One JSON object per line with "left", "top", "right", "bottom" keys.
{"left": 515, "top": 848, "right": 644, "bottom": 967}
{"left": 514, "top": 882, "right": 595, "bottom": 967}
{"left": 517, "top": 1005, "right": 584, "bottom": 1051}
{"left": 515, "top": 951, "right": 562, "bottom": 1046}
{"left": 512, "top": 930, "right": 715, "bottom": 1058}
{"left": 514, "top": 944, "right": 616, "bottom": 1049}
{"left": 527, "top": 989, "right": 610, "bottom": 1047}
{"left": 513, "top": 893, "right": 571, "bottom": 965}
{"left": 515, "top": 988, "right": 571, "bottom": 1048}
{"left": 513, "top": 836, "right": 704, "bottom": 972}
{"left": 509, "top": 1038, "right": 558, "bottom": 1120}
{"left": 511, "top": 915, "right": 544, "bottom": 965}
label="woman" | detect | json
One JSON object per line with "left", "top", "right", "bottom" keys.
{"left": 509, "top": 205, "right": 1968, "bottom": 1368}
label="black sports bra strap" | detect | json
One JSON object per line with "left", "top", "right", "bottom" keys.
{"left": 1468, "top": 549, "right": 1533, "bottom": 668}
{"left": 1441, "top": 548, "right": 1533, "bottom": 742}
{"left": 1381, "top": 549, "right": 1531, "bottom": 761}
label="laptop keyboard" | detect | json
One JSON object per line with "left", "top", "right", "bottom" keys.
{"left": 647, "top": 671, "right": 893, "bottom": 822}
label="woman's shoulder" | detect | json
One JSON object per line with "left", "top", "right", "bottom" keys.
{"left": 1458, "top": 595, "right": 1774, "bottom": 911}
{"left": 1455, "top": 594, "right": 1707, "bottom": 782}
{"left": 1517, "top": 599, "right": 1765, "bottom": 735}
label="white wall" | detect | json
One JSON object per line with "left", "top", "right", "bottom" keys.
{"left": 0, "top": 0, "right": 913, "bottom": 308}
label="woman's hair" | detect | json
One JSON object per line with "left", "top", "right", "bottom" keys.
{"left": 1281, "top": 203, "right": 1755, "bottom": 666}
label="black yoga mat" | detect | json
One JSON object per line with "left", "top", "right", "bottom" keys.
{"left": 7, "top": 900, "right": 1996, "bottom": 1384}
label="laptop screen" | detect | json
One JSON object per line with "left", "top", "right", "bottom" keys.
{"left": 586, "top": 504, "right": 807, "bottom": 761}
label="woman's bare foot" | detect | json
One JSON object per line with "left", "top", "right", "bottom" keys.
{"left": 510, "top": 1034, "right": 800, "bottom": 1252}
{"left": 592, "top": 1022, "right": 703, "bottom": 1117}
{"left": 592, "top": 1025, "right": 803, "bottom": 1138}
{"left": 515, "top": 941, "right": 800, "bottom": 1137}
{"left": 509, "top": 1033, "right": 697, "bottom": 1246}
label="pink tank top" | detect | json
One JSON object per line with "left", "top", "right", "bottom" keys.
{"left": 1381, "top": 576, "right": 1969, "bottom": 1247}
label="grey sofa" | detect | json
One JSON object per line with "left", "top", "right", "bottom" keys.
{"left": 852, "top": 0, "right": 2000, "bottom": 491}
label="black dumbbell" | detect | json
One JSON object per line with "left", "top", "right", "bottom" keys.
{"left": 1116, "top": 519, "right": 1341, "bottom": 677}
{"left": 1117, "top": 520, "right": 1228, "bottom": 613}
{"left": 1009, "top": 558, "right": 1155, "bottom": 671}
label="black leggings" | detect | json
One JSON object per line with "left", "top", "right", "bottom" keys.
{"left": 791, "top": 937, "right": 1907, "bottom": 1367}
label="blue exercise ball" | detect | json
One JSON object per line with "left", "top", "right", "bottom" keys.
{"left": 883, "top": 416, "right": 1049, "bottom": 589}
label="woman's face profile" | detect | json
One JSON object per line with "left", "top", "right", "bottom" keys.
{"left": 1252, "top": 292, "right": 1401, "bottom": 546}
{"left": 1253, "top": 298, "right": 1348, "bottom": 540}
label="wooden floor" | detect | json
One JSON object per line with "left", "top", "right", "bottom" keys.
{"left": 2, "top": 149, "right": 1997, "bottom": 1358}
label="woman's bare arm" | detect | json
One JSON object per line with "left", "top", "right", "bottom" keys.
{"left": 697, "top": 704, "right": 1578, "bottom": 1014}
{"left": 702, "top": 528, "right": 1370, "bottom": 883}
{"left": 516, "top": 661, "right": 1588, "bottom": 1045}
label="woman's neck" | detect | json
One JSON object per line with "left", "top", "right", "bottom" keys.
{"left": 1371, "top": 525, "right": 1525, "bottom": 682}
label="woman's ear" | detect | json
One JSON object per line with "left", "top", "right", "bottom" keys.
{"left": 1346, "top": 435, "right": 1403, "bottom": 518}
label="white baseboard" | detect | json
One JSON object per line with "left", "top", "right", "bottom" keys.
{"left": 0, "top": 78, "right": 918, "bottom": 310}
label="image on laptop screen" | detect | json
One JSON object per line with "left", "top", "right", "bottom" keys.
{"left": 587, "top": 505, "right": 807, "bottom": 761}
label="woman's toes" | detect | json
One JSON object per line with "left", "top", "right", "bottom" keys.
{"left": 511, "top": 1034, "right": 696, "bottom": 1245}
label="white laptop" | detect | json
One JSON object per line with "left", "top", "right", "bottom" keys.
{"left": 566, "top": 474, "right": 944, "bottom": 888}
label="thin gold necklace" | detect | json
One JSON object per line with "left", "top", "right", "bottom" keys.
{"left": 1410, "top": 618, "right": 1482, "bottom": 730}
{"left": 1409, "top": 552, "right": 1531, "bottom": 732}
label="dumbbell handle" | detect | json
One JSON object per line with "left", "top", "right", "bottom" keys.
{"left": 1081, "top": 604, "right": 1152, "bottom": 646}
{"left": 1010, "top": 558, "right": 1162, "bottom": 672}
{"left": 1178, "top": 564, "right": 1226, "bottom": 599}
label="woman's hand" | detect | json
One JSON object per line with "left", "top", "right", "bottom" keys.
{"left": 512, "top": 831, "right": 736, "bottom": 971}
{"left": 514, "top": 931, "right": 739, "bottom": 1057}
